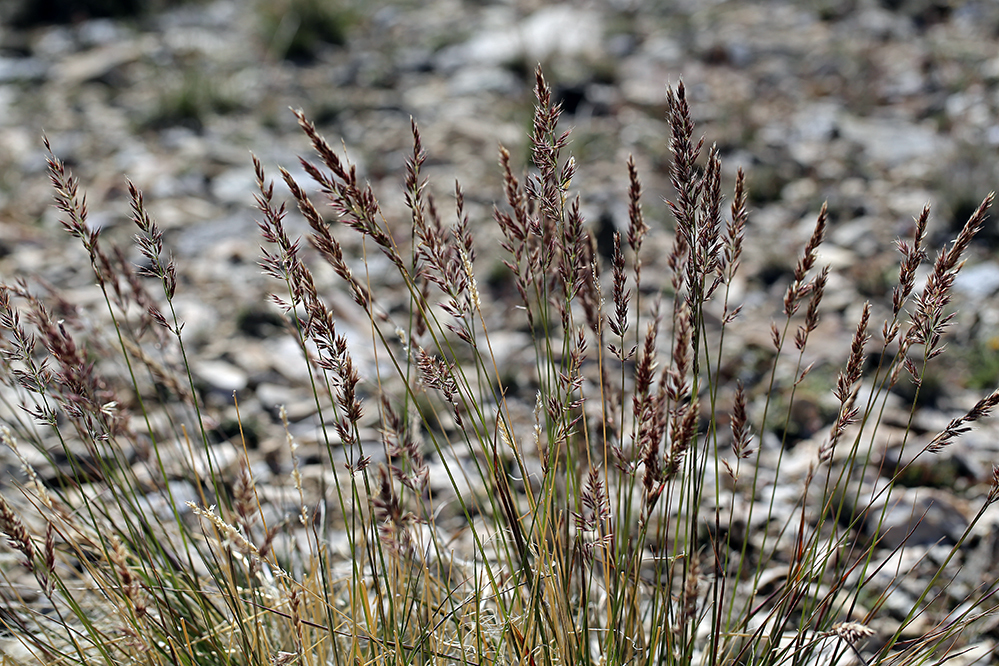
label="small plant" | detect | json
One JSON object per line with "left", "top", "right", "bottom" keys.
{"left": 257, "top": 0, "right": 357, "bottom": 62}
{"left": 143, "top": 66, "right": 242, "bottom": 131}
{"left": 963, "top": 336, "right": 999, "bottom": 391}
{"left": 1, "top": 66, "right": 998, "bottom": 666}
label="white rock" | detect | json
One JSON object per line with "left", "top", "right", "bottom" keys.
{"left": 838, "top": 115, "right": 949, "bottom": 167}
{"left": 954, "top": 262, "right": 999, "bottom": 300}
{"left": 194, "top": 359, "right": 249, "bottom": 394}
{"left": 438, "top": 6, "right": 603, "bottom": 70}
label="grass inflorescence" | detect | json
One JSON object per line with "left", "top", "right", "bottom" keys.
{"left": 1, "top": 66, "right": 998, "bottom": 666}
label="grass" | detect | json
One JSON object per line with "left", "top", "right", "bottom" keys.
{"left": 257, "top": 0, "right": 359, "bottom": 62}
{"left": 1, "top": 65, "right": 999, "bottom": 666}
{"left": 143, "top": 65, "right": 243, "bottom": 132}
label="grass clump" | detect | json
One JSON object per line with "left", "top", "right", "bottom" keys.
{"left": 143, "top": 66, "right": 243, "bottom": 132}
{"left": 1, "top": 65, "right": 999, "bottom": 666}
{"left": 257, "top": 0, "right": 358, "bottom": 62}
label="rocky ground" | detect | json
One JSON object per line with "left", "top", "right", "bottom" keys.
{"left": 4, "top": 0, "right": 999, "bottom": 661}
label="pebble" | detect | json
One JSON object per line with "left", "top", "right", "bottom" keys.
{"left": 869, "top": 488, "right": 969, "bottom": 549}
{"left": 954, "top": 262, "right": 999, "bottom": 301}
{"left": 194, "top": 358, "right": 249, "bottom": 395}
{"left": 0, "top": 56, "right": 47, "bottom": 83}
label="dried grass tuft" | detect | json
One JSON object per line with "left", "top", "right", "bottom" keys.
{"left": 1, "top": 67, "right": 997, "bottom": 666}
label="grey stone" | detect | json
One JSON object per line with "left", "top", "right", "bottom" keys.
{"left": 868, "top": 489, "right": 969, "bottom": 549}
{"left": 838, "top": 115, "right": 948, "bottom": 167}
{"left": 0, "top": 57, "right": 47, "bottom": 83}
